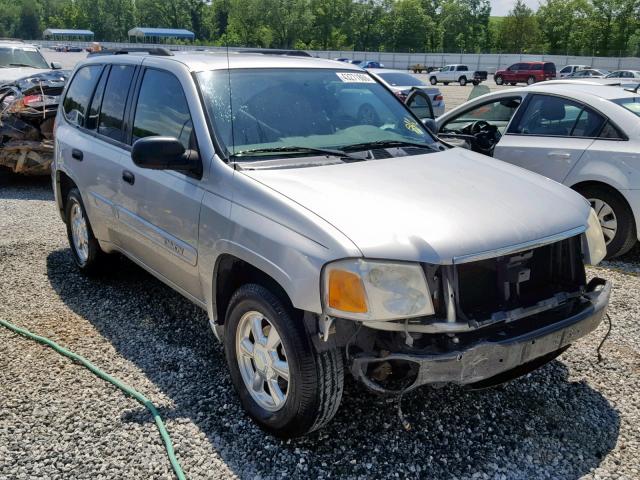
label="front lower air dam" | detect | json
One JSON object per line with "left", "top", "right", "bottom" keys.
{"left": 0, "top": 318, "right": 186, "bottom": 480}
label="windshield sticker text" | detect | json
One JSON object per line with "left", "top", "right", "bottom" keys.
{"left": 336, "top": 72, "right": 376, "bottom": 83}
{"left": 403, "top": 117, "right": 422, "bottom": 135}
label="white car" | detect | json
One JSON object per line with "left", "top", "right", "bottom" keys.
{"left": 435, "top": 83, "right": 640, "bottom": 258}
{"left": 0, "top": 39, "right": 62, "bottom": 85}
{"left": 428, "top": 65, "right": 487, "bottom": 86}
{"left": 559, "top": 65, "right": 590, "bottom": 78}
{"left": 605, "top": 70, "right": 640, "bottom": 79}
{"left": 367, "top": 68, "right": 445, "bottom": 116}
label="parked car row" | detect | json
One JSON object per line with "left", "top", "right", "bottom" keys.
{"left": 50, "top": 49, "right": 619, "bottom": 438}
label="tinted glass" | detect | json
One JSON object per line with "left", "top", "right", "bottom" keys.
{"left": 510, "top": 95, "right": 604, "bottom": 137}
{"left": 560, "top": 67, "right": 571, "bottom": 73}
{"left": 612, "top": 97, "right": 640, "bottom": 118}
{"left": 85, "top": 68, "right": 108, "bottom": 131}
{"left": 378, "top": 72, "right": 425, "bottom": 86}
{"left": 133, "top": 69, "right": 194, "bottom": 150}
{"left": 599, "top": 122, "right": 624, "bottom": 139}
{"left": 531, "top": 64, "right": 543, "bottom": 70}
{"left": 441, "top": 97, "right": 521, "bottom": 134}
{"left": 197, "top": 68, "right": 436, "bottom": 158}
{"left": 457, "top": 66, "right": 468, "bottom": 71}
{"left": 544, "top": 63, "right": 556, "bottom": 72}
{"left": 63, "top": 65, "right": 103, "bottom": 127}
{"left": 0, "top": 47, "right": 49, "bottom": 69}
{"left": 97, "top": 65, "right": 135, "bottom": 142}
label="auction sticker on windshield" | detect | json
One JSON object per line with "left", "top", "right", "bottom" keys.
{"left": 336, "top": 72, "right": 375, "bottom": 83}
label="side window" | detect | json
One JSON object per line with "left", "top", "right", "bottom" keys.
{"left": 457, "top": 66, "right": 468, "bottom": 71}
{"left": 509, "top": 95, "right": 605, "bottom": 137}
{"left": 98, "top": 65, "right": 135, "bottom": 143}
{"left": 63, "top": 65, "right": 102, "bottom": 127}
{"left": 599, "top": 121, "right": 624, "bottom": 140}
{"left": 532, "top": 64, "right": 542, "bottom": 71}
{"left": 560, "top": 66, "right": 571, "bottom": 74}
{"left": 85, "top": 67, "right": 108, "bottom": 131}
{"left": 132, "top": 69, "right": 195, "bottom": 152}
{"left": 441, "top": 97, "right": 522, "bottom": 133}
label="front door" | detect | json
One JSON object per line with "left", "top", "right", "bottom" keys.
{"left": 115, "top": 68, "right": 205, "bottom": 301}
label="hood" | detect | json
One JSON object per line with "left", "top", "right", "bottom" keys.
{"left": 242, "top": 149, "right": 590, "bottom": 264}
{"left": 0, "top": 68, "right": 56, "bottom": 86}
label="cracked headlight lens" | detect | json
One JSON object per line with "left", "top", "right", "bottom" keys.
{"left": 323, "top": 259, "right": 434, "bottom": 321}
{"left": 583, "top": 208, "right": 607, "bottom": 265}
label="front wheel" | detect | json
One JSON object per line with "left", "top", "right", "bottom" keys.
{"left": 577, "top": 185, "right": 637, "bottom": 258}
{"left": 495, "top": 75, "right": 504, "bottom": 85}
{"left": 430, "top": 76, "right": 437, "bottom": 85}
{"left": 459, "top": 76, "right": 467, "bottom": 86}
{"left": 224, "top": 284, "right": 344, "bottom": 438}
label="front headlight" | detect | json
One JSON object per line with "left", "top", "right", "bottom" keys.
{"left": 322, "top": 259, "right": 434, "bottom": 321}
{"left": 583, "top": 208, "right": 607, "bottom": 265}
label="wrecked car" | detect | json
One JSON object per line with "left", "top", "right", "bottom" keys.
{"left": 53, "top": 51, "right": 611, "bottom": 438}
{"left": 0, "top": 70, "right": 68, "bottom": 174}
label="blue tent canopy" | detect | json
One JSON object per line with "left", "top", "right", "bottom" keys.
{"left": 43, "top": 29, "right": 94, "bottom": 38}
{"left": 128, "top": 28, "right": 195, "bottom": 40}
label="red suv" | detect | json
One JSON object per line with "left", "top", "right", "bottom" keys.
{"left": 494, "top": 62, "right": 556, "bottom": 85}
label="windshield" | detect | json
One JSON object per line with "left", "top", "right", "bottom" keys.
{"left": 377, "top": 72, "right": 425, "bottom": 87}
{"left": 197, "top": 68, "right": 436, "bottom": 159}
{"left": 613, "top": 97, "right": 640, "bottom": 117}
{"left": 0, "top": 47, "right": 49, "bottom": 69}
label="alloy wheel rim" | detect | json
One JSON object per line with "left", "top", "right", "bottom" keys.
{"left": 589, "top": 197, "right": 618, "bottom": 245}
{"left": 70, "top": 202, "right": 89, "bottom": 263}
{"left": 236, "top": 311, "right": 289, "bottom": 411}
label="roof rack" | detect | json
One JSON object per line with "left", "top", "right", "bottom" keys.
{"left": 243, "top": 49, "right": 312, "bottom": 57}
{"left": 88, "top": 47, "right": 174, "bottom": 57}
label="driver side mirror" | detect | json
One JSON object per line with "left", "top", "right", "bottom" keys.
{"left": 132, "top": 136, "right": 200, "bottom": 173}
{"left": 51, "top": 62, "right": 62, "bottom": 70}
{"left": 422, "top": 118, "right": 437, "bottom": 133}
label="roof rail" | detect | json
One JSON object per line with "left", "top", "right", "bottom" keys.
{"left": 88, "top": 47, "right": 174, "bottom": 57}
{"left": 0, "top": 37, "right": 25, "bottom": 43}
{"left": 243, "top": 49, "right": 312, "bottom": 57}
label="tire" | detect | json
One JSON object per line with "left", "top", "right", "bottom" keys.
{"left": 527, "top": 76, "right": 536, "bottom": 85}
{"left": 64, "top": 188, "right": 107, "bottom": 274}
{"left": 430, "top": 76, "right": 437, "bottom": 85}
{"left": 459, "top": 76, "right": 467, "bottom": 86}
{"left": 576, "top": 185, "right": 637, "bottom": 258}
{"left": 495, "top": 75, "right": 503, "bottom": 85}
{"left": 224, "top": 284, "right": 344, "bottom": 438}
{"left": 472, "top": 80, "right": 479, "bottom": 86}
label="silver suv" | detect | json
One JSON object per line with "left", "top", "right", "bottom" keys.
{"left": 53, "top": 50, "right": 611, "bottom": 438}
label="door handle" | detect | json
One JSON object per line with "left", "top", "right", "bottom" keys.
{"left": 122, "top": 170, "right": 135, "bottom": 185}
{"left": 547, "top": 151, "right": 571, "bottom": 159}
{"left": 71, "top": 149, "right": 83, "bottom": 161}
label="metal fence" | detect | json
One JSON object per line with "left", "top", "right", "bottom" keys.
{"left": 31, "top": 40, "right": 640, "bottom": 72}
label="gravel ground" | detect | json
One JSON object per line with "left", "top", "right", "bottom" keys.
{"left": 1, "top": 172, "right": 639, "bottom": 480}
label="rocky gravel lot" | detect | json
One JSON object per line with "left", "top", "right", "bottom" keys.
{"left": 1, "top": 172, "right": 640, "bottom": 480}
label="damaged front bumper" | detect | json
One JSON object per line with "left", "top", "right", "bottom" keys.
{"left": 351, "top": 279, "right": 611, "bottom": 393}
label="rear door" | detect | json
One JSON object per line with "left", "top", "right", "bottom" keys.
{"left": 57, "top": 63, "right": 126, "bottom": 244}
{"left": 115, "top": 67, "right": 205, "bottom": 301}
{"left": 494, "top": 94, "right": 603, "bottom": 182}
{"left": 516, "top": 64, "right": 530, "bottom": 82}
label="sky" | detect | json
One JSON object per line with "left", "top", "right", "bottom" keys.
{"left": 491, "top": 0, "right": 539, "bottom": 16}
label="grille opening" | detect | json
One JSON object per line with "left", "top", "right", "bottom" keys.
{"left": 456, "top": 236, "right": 586, "bottom": 322}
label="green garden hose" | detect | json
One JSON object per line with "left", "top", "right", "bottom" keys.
{"left": 0, "top": 318, "right": 186, "bottom": 480}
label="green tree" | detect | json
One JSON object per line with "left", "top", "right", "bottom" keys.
{"left": 497, "top": 0, "right": 542, "bottom": 53}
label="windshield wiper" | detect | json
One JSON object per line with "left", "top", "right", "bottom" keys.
{"left": 342, "top": 139, "right": 437, "bottom": 152}
{"left": 231, "top": 145, "right": 360, "bottom": 160}
{"left": 8, "top": 63, "right": 40, "bottom": 68}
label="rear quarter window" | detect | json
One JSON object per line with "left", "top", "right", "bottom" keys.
{"left": 63, "top": 65, "right": 103, "bottom": 127}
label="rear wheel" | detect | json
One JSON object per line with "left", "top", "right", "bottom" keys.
{"left": 224, "top": 284, "right": 344, "bottom": 438}
{"left": 495, "top": 75, "right": 504, "bottom": 85}
{"left": 527, "top": 76, "right": 536, "bottom": 85}
{"left": 576, "top": 185, "right": 637, "bottom": 258}
{"left": 64, "top": 188, "right": 107, "bottom": 274}
{"left": 459, "top": 76, "right": 467, "bottom": 86}
{"left": 429, "top": 76, "right": 437, "bottom": 85}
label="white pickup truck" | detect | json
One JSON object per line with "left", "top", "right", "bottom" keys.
{"left": 429, "top": 64, "right": 487, "bottom": 86}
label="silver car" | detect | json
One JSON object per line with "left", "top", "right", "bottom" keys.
{"left": 53, "top": 50, "right": 610, "bottom": 438}
{"left": 367, "top": 68, "right": 445, "bottom": 116}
